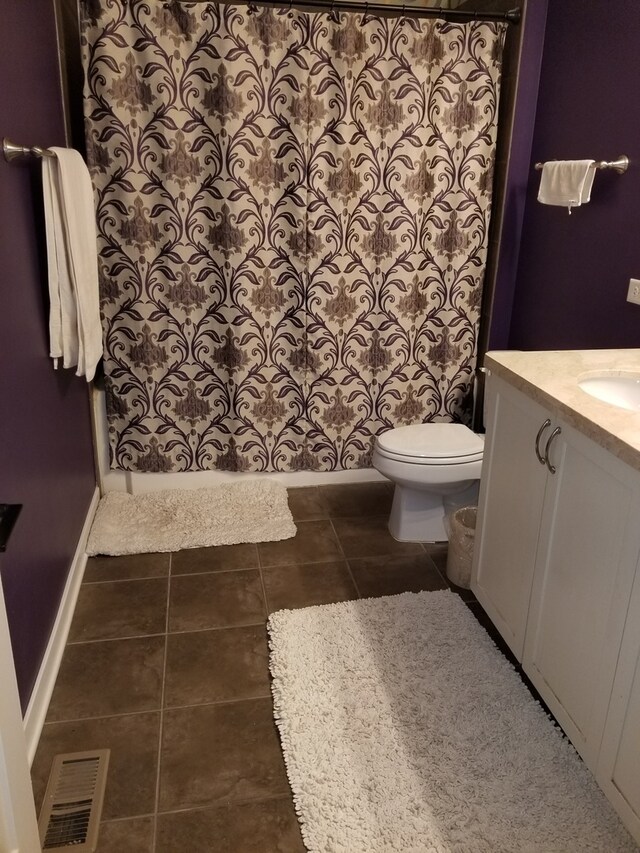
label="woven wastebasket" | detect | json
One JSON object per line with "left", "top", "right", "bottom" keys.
{"left": 446, "top": 506, "right": 477, "bottom": 589}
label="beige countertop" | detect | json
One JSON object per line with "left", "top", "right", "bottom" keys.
{"left": 484, "top": 349, "right": 640, "bottom": 472}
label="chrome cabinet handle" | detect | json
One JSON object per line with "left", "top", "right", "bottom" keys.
{"left": 535, "top": 419, "right": 552, "bottom": 465}
{"left": 544, "top": 426, "right": 562, "bottom": 474}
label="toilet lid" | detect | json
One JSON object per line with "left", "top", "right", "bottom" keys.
{"left": 376, "top": 423, "right": 484, "bottom": 461}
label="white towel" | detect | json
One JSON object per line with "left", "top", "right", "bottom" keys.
{"left": 537, "top": 160, "right": 596, "bottom": 211}
{"left": 42, "top": 148, "right": 102, "bottom": 381}
{"left": 42, "top": 157, "right": 77, "bottom": 370}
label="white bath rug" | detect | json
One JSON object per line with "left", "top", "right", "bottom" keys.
{"left": 268, "top": 590, "right": 636, "bottom": 853}
{"left": 86, "top": 479, "right": 296, "bottom": 556}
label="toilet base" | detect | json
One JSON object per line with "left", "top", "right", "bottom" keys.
{"left": 388, "top": 485, "right": 447, "bottom": 542}
{"left": 388, "top": 481, "right": 480, "bottom": 543}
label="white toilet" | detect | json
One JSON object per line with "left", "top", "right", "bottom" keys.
{"left": 372, "top": 423, "right": 484, "bottom": 543}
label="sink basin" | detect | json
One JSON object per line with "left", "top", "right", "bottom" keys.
{"left": 578, "top": 373, "right": 640, "bottom": 411}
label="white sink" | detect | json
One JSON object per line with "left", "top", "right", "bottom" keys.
{"left": 578, "top": 373, "right": 640, "bottom": 411}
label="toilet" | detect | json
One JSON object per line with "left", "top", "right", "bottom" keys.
{"left": 372, "top": 423, "right": 484, "bottom": 543}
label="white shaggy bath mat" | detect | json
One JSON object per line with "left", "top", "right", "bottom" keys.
{"left": 268, "top": 590, "right": 636, "bottom": 853}
{"left": 86, "top": 480, "right": 295, "bottom": 556}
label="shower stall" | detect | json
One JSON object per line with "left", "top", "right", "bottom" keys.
{"left": 57, "top": 0, "right": 524, "bottom": 493}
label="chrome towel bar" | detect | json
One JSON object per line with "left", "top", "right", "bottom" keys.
{"left": 3, "top": 137, "right": 55, "bottom": 162}
{"left": 534, "top": 156, "right": 629, "bottom": 174}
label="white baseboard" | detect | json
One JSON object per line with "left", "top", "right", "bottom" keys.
{"left": 23, "top": 486, "right": 101, "bottom": 764}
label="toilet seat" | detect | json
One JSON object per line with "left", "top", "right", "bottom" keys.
{"left": 375, "top": 423, "right": 484, "bottom": 465}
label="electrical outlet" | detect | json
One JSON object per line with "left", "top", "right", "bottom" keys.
{"left": 627, "top": 279, "right": 640, "bottom": 305}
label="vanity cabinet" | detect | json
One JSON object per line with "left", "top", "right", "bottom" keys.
{"left": 472, "top": 374, "right": 640, "bottom": 775}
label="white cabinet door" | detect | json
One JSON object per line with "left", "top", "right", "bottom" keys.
{"left": 522, "top": 423, "right": 640, "bottom": 770}
{"left": 471, "top": 376, "right": 549, "bottom": 659}
{"left": 597, "top": 553, "right": 640, "bottom": 842}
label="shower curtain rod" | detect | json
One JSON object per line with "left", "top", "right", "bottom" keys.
{"left": 170, "top": 1, "right": 521, "bottom": 24}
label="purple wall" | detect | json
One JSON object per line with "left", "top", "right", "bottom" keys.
{"left": 507, "top": 0, "right": 640, "bottom": 350}
{"left": 0, "top": 0, "right": 96, "bottom": 710}
{"left": 486, "top": 0, "right": 548, "bottom": 350}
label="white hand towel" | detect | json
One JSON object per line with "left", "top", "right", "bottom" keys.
{"left": 537, "top": 160, "right": 596, "bottom": 211}
{"left": 42, "top": 157, "right": 78, "bottom": 370}
{"left": 42, "top": 148, "right": 102, "bottom": 381}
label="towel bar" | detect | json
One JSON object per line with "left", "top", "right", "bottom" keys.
{"left": 2, "top": 137, "right": 55, "bottom": 162}
{"left": 535, "top": 156, "right": 629, "bottom": 174}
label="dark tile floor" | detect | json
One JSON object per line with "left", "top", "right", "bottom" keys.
{"left": 31, "top": 481, "right": 516, "bottom": 853}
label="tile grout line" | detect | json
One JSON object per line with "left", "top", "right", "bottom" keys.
{"left": 66, "top": 619, "right": 268, "bottom": 646}
{"left": 327, "top": 517, "right": 346, "bottom": 561}
{"left": 82, "top": 566, "right": 260, "bottom": 585}
{"left": 83, "top": 573, "right": 170, "bottom": 585}
{"left": 424, "top": 550, "right": 448, "bottom": 586}
{"left": 256, "top": 540, "right": 271, "bottom": 627}
{"left": 154, "top": 790, "right": 295, "bottom": 817}
{"left": 99, "top": 790, "right": 297, "bottom": 826}
{"left": 43, "top": 708, "right": 160, "bottom": 727}
{"left": 170, "top": 564, "right": 262, "bottom": 579}
{"left": 44, "top": 691, "right": 276, "bottom": 727}
{"left": 66, "top": 632, "right": 167, "bottom": 646}
{"left": 84, "top": 555, "right": 361, "bottom": 585}
{"left": 151, "top": 552, "right": 172, "bottom": 853}
{"left": 328, "top": 518, "right": 362, "bottom": 598}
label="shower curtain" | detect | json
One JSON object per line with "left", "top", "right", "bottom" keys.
{"left": 81, "top": 0, "right": 505, "bottom": 472}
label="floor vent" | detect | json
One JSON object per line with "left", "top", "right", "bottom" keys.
{"left": 38, "top": 750, "right": 110, "bottom": 851}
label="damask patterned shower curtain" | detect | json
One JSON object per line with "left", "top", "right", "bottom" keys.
{"left": 81, "top": 0, "right": 505, "bottom": 472}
